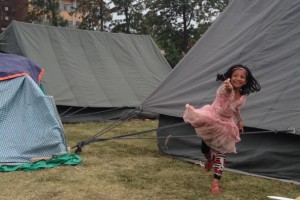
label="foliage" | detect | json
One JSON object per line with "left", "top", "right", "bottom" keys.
{"left": 73, "top": 0, "right": 112, "bottom": 31}
{"left": 140, "top": 0, "right": 230, "bottom": 67}
{"left": 109, "top": 0, "right": 145, "bottom": 33}
{"left": 144, "top": 0, "right": 201, "bottom": 53}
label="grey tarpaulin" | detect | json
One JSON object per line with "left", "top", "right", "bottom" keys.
{"left": 142, "top": 0, "right": 300, "bottom": 183}
{"left": 0, "top": 21, "right": 172, "bottom": 122}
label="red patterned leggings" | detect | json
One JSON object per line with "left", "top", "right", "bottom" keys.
{"left": 201, "top": 140, "right": 227, "bottom": 180}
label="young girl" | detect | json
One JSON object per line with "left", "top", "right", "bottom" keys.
{"left": 183, "top": 64, "right": 261, "bottom": 195}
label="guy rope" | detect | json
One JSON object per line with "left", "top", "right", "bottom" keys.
{"left": 71, "top": 107, "right": 297, "bottom": 154}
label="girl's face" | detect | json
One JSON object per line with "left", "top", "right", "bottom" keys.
{"left": 230, "top": 69, "right": 247, "bottom": 90}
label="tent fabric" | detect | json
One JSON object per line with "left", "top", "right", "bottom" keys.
{"left": 0, "top": 153, "right": 82, "bottom": 172}
{"left": 0, "top": 76, "right": 68, "bottom": 165}
{"left": 0, "top": 21, "right": 172, "bottom": 108}
{"left": 0, "top": 53, "right": 44, "bottom": 84}
{"left": 141, "top": 0, "right": 300, "bottom": 135}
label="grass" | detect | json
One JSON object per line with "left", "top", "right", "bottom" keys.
{"left": 1, "top": 120, "right": 299, "bottom": 200}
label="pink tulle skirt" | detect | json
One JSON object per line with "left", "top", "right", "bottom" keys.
{"left": 183, "top": 104, "right": 241, "bottom": 153}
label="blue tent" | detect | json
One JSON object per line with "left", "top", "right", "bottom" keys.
{"left": 0, "top": 53, "right": 69, "bottom": 166}
{"left": 0, "top": 52, "right": 43, "bottom": 84}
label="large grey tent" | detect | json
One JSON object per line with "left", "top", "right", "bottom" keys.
{"left": 141, "top": 0, "right": 300, "bottom": 183}
{"left": 0, "top": 21, "right": 172, "bottom": 122}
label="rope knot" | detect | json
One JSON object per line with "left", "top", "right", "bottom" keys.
{"left": 74, "top": 141, "right": 87, "bottom": 155}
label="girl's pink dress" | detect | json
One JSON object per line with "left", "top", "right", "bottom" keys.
{"left": 183, "top": 84, "right": 247, "bottom": 153}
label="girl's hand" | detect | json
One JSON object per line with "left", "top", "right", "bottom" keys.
{"left": 224, "top": 78, "right": 233, "bottom": 91}
{"left": 237, "top": 120, "right": 244, "bottom": 133}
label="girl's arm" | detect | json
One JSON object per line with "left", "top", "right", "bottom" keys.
{"left": 234, "top": 108, "right": 244, "bottom": 133}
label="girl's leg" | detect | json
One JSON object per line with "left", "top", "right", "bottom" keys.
{"left": 211, "top": 152, "right": 227, "bottom": 194}
{"left": 213, "top": 152, "right": 227, "bottom": 180}
{"left": 201, "top": 140, "right": 215, "bottom": 171}
{"left": 201, "top": 140, "right": 210, "bottom": 155}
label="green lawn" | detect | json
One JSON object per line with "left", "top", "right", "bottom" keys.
{"left": 1, "top": 120, "right": 299, "bottom": 200}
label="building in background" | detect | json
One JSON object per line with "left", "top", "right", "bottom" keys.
{"left": 58, "top": 0, "right": 82, "bottom": 28}
{"left": 0, "top": 0, "right": 81, "bottom": 33}
{"left": 0, "top": 0, "right": 28, "bottom": 33}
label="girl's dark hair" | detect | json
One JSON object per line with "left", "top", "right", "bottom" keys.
{"left": 216, "top": 64, "right": 261, "bottom": 95}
